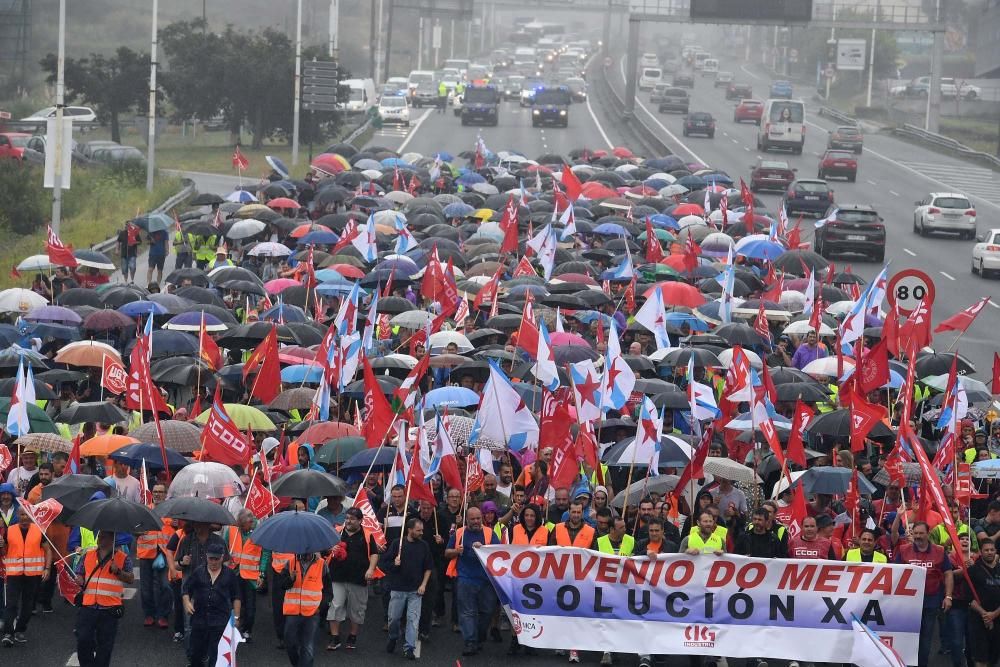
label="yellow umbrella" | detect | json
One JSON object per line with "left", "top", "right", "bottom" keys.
{"left": 235, "top": 203, "right": 272, "bottom": 219}
{"left": 80, "top": 434, "right": 139, "bottom": 457}
{"left": 472, "top": 208, "right": 494, "bottom": 221}
{"left": 194, "top": 404, "right": 276, "bottom": 431}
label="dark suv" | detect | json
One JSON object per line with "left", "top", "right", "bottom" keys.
{"left": 530, "top": 86, "right": 572, "bottom": 127}
{"left": 827, "top": 126, "right": 864, "bottom": 153}
{"left": 813, "top": 204, "right": 886, "bottom": 262}
{"left": 461, "top": 85, "right": 501, "bottom": 126}
{"left": 683, "top": 112, "right": 716, "bottom": 138}
{"left": 782, "top": 178, "right": 835, "bottom": 218}
{"left": 658, "top": 87, "right": 689, "bottom": 114}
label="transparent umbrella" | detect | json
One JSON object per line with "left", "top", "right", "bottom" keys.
{"left": 166, "top": 461, "right": 245, "bottom": 499}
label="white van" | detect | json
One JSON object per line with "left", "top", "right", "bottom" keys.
{"left": 756, "top": 98, "right": 806, "bottom": 153}
{"left": 702, "top": 58, "right": 719, "bottom": 76}
{"left": 341, "top": 78, "right": 376, "bottom": 113}
{"left": 407, "top": 70, "right": 436, "bottom": 95}
{"left": 638, "top": 67, "right": 663, "bottom": 91}
{"left": 443, "top": 59, "right": 470, "bottom": 77}
{"left": 693, "top": 52, "right": 711, "bottom": 70}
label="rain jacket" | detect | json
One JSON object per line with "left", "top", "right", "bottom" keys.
{"left": 297, "top": 444, "right": 326, "bottom": 511}
{"left": 0, "top": 483, "right": 20, "bottom": 526}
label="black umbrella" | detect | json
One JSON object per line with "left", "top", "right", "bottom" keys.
{"left": 66, "top": 497, "right": 161, "bottom": 533}
{"left": 634, "top": 378, "right": 680, "bottom": 395}
{"left": 220, "top": 279, "right": 266, "bottom": 297}
{"left": 806, "top": 409, "right": 894, "bottom": 440}
{"left": 661, "top": 348, "right": 722, "bottom": 368}
{"left": 714, "top": 322, "right": 765, "bottom": 347}
{"left": 155, "top": 496, "right": 236, "bottom": 525}
{"left": 377, "top": 296, "right": 416, "bottom": 315}
{"left": 175, "top": 286, "right": 227, "bottom": 307}
{"left": 55, "top": 401, "right": 130, "bottom": 425}
{"left": 0, "top": 376, "right": 56, "bottom": 400}
{"left": 190, "top": 193, "right": 225, "bottom": 206}
{"left": 651, "top": 389, "right": 690, "bottom": 410}
{"left": 56, "top": 288, "right": 103, "bottom": 308}
{"left": 915, "top": 352, "right": 975, "bottom": 378}
{"left": 775, "top": 382, "right": 832, "bottom": 403}
{"left": 42, "top": 474, "right": 112, "bottom": 511}
{"left": 768, "top": 366, "right": 817, "bottom": 384}
{"left": 271, "top": 469, "right": 349, "bottom": 498}
{"left": 773, "top": 250, "right": 829, "bottom": 276}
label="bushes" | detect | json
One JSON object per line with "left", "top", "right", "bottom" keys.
{"left": 0, "top": 161, "right": 48, "bottom": 235}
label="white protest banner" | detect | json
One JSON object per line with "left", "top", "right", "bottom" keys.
{"left": 476, "top": 546, "right": 925, "bottom": 664}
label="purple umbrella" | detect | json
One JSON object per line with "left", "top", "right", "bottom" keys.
{"left": 26, "top": 305, "right": 82, "bottom": 325}
{"left": 83, "top": 310, "right": 135, "bottom": 331}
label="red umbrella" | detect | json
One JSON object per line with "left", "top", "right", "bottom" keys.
{"left": 82, "top": 310, "right": 135, "bottom": 331}
{"left": 672, "top": 203, "right": 704, "bottom": 217}
{"left": 523, "top": 164, "right": 553, "bottom": 174}
{"left": 555, "top": 272, "right": 597, "bottom": 285}
{"left": 549, "top": 331, "right": 591, "bottom": 348}
{"left": 627, "top": 185, "right": 659, "bottom": 197}
{"left": 278, "top": 346, "right": 318, "bottom": 365}
{"left": 661, "top": 255, "right": 691, "bottom": 272}
{"left": 297, "top": 421, "right": 360, "bottom": 444}
{"left": 290, "top": 223, "right": 333, "bottom": 239}
{"left": 580, "top": 181, "right": 618, "bottom": 200}
{"left": 591, "top": 150, "right": 608, "bottom": 158}
{"left": 612, "top": 146, "right": 634, "bottom": 158}
{"left": 330, "top": 264, "right": 365, "bottom": 279}
{"left": 267, "top": 197, "right": 302, "bottom": 210}
{"left": 645, "top": 281, "right": 706, "bottom": 308}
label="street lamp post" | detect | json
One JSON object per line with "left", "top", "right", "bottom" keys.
{"left": 292, "top": 0, "right": 302, "bottom": 166}
{"left": 865, "top": 0, "right": 879, "bottom": 107}
{"left": 51, "top": 0, "right": 66, "bottom": 235}
{"left": 146, "top": 0, "right": 159, "bottom": 192}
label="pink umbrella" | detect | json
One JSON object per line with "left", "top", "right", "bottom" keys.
{"left": 264, "top": 278, "right": 301, "bottom": 294}
{"left": 549, "top": 331, "right": 591, "bottom": 348}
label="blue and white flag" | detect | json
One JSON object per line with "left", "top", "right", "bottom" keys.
{"left": 394, "top": 215, "right": 416, "bottom": 254}
{"left": 600, "top": 320, "right": 636, "bottom": 411}
{"left": 634, "top": 288, "right": 671, "bottom": 350}
{"left": 351, "top": 213, "right": 378, "bottom": 262}
{"left": 470, "top": 361, "right": 539, "bottom": 452}
{"left": 534, "top": 319, "right": 560, "bottom": 391}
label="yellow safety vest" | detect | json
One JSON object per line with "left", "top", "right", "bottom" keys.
{"left": 596, "top": 534, "right": 635, "bottom": 556}
{"left": 687, "top": 531, "right": 725, "bottom": 553}
{"left": 845, "top": 548, "right": 887, "bottom": 563}
{"left": 194, "top": 235, "right": 218, "bottom": 262}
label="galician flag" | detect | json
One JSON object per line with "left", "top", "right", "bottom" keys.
{"left": 6, "top": 357, "right": 31, "bottom": 437}
{"left": 469, "top": 361, "right": 539, "bottom": 452}
{"left": 214, "top": 611, "right": 244, "bottom": 666}
{"left": 600, "top": 320, "right": 636, "bottom": 411}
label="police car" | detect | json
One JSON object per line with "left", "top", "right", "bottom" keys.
{"left": 530, "top": 85, "right": 572, "bottom": 128}
{"left": 460, "top": 84, "right": 501, "bottom": 126}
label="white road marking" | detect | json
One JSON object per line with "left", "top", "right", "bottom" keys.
{"left": 740, "top": 65, "right": 761, "bottom": 80}
{"left": 396, "top": 110, "right": 432, "bottom": 152}
{"left": 66, "top": 653, "right": 80, "bottom": 666}
{"left": 866, "top": 179, "right": 877, "bottom": 186}
{"left": 731, "top": 138, "right": 739, "bottom": 144}
{"left": 744, "top": 146, "right": 751, "bottom": 151}
{"left": 988, "top": 300, "right": 1000, "bottom": 309}
{"left": 889, "top": 190, "right": 900, "bottom": 197}
{"left": 583, "top": 54, "right": 615, "bottom": 150}
{"left": 940, "top": 271, "right": 956, "bottom": 281}
{"left": 903, "top": 248, "right": 917, "bottom": 256}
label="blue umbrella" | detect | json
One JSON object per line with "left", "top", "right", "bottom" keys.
{"left": 281, "top": 364, "right": 323, "bottom": 384}
{"left": 373, "top": 257, "right": 420, "bottom": 276}
{"left": 226, "top": 189, "right": 257, "bottom": 204}
{"left": 648, "top": 214, "right": 679, "bottom": 230}
{"left": 316, "top": 282, "right": 363, "bottom": 297}
{"left": 342, "top": 446, "right": 395, "bottom": 474}
{"left": 110, "top": 443, "right": 190, "bottom": 471}
{"left": 165, "top": 312, "right": 225, "bottom": 328}
{"left": 118, "top": 300, "right": 169, "bottom": 317}
{"left": 433, "top": 151, "right": 454, "bottom": 162}
{"left": 133, "top": 212, "right": 173, "bottom": 233}
{"left": 380, "top": 157, "right": 413, "bottom": 169}
{"left": 573, "top": 310, "right": 614, "bottom": 327}
{"left": 123, "top": 329, "right": 199, "bottom": 358}
{"left": 455, "top": 172, "right": 486, "bottom": 186}
{"left": 800, "top": 466, "right": 877, "bottom": 495}
{"left": 644, "top": 156, "right": 684, "bottom": 170}
{"left": 513, "top": 383, "right": 542, "bottom": 411}
{"left": 644, "top": 178, "right": 670, "bottom": 190}
{"left": 251, "top": 510, "right": 339, "bottom": 553}
{"left": 423, "top": 387, "right": 481, "bottom": 409}
{"left": 593, "top": 222, "right": 631, "bottom": 237}
{"left": 677, "top": 175, "right": 707, "bottom": 189}
{"left": 443, "top": 202, "right": 475, "bottom": 218}
{"left": 736, "top": 238, "right": 786, "bottom": 261}
{"left": 297, "top": 231, "right": 340, "bottom": 245}
{"left": 698, "top": 171, "right": 733, "bottom": 186}
{"left": 262, "top": 303, "right": 307, "bottom": 323}
{"left": 266, "top": 155, "right": 290, "bottom": 179}
{"left": 29, "top": 322, "right": 81, "bottom": 341}
{"left": 664, "top": 312, "right": 709, "bottom": 331}
{"left": 315, "top": 269, "right": 355, "bottom": 284}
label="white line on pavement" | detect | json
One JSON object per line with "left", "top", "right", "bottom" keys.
{"left": 66, "top": 653, "right": 80, "bottom": 666}
{"left": 940, "top": 271, "right": 956, "bottom": 281}
{"left": 731, "top": 138, "right": 739, "bottom": 144}
{"left": 584, "top": 94, "right": 615, "bottom": 150}
{"left": 903, "top": 248, "right": 917, "bottom": 256}
{"left": 889, "top": 191, "right": 900, "bottom": 196}
{"left": 740, "top": 65, "right": 761, "bottom": 80}
{"left": 396, "top": 110, "right": 431, "bottom": 153}
{"left": 988, "top": 300, "right": 999, "bottom": 309}
{"left": 866, "top": 179, "right": 877, "bottom": 186}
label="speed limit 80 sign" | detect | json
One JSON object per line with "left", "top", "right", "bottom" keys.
{"left": 887, "top": 269, "right": 935, "bottom": 315}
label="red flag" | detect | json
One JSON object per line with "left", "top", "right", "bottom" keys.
{"left": 857, "top": 338, "right": 890, "bottom": 395}
{"left": 198, "top": 314, "right": 223, "bottom": 371}
{"left": 392, "top": 166, "right": 401, "bottom": 192}
{"left": 0, "top": 443, "right": 11, "bottom": 474}
{"left": 353, "top": 490, "right": 387, "bottom": 549}
{"left": 45, "top": 225, "right": 78, "bottom": 268}
{"left": 753, "top": 300, "right": 771, "bottom": 344}
{"left": 561, "top": 164, "right": 583, "bottom": 202}
{"left": 934, "top": 297, "right": 990, "bottom": 334}
{"left": 465, "top": 454, "right": 485, "bottom": 494}
{"left": 361, "top": 355, "right": 395, "bottom": 447}
{"left": 993, "top": 352, "right": 1000, "bottom": 393}
{"left": 682, "top": 234, "right": 701, "bottom": 273}
{"left": 125, "top": 336, "right": 172, "bottom": 416}
{"left": 138, "top": 459, "right": 153, "bottom": 506}
{"left": 624, "top": 278, "right": 636, "bottom": 314}
{"left": 232, "top": 145, "right": 249, "bottom": 171}
{"left": 9, "top": 266, "right": 20, "bottom": 279}
{"left": 515, "top": 297, "right": 539, "bottom": 357}
{"left": 786, "top": 215, "right": 803, "bottom": 250}
{"left": 405, "top": 435, "right": 437, "bottom": 506}
{"left": 499, "top": 196, "right": 519, "bottom": 255}
{"left": 786, "top": 401, "right": 813, "bottom": 468}
{"left": 16, "top": 497, "right": 64, "bottom": 532}
{"left": 542, "top": 389, "right": 578, "bottom": 490}
{"left": 898, "top": 298, "right": 933, "bottom": 351}
{"left": 245, "top": 475, "right": 281, "bottom": 519}
{"left": 472, "top": 266, "right": 502, "bottom": 312}
{"left": 101, "top": 355, "right": 127, "bottom": 395}
{"left": 511, "top": 256, "right": 535, "bottom": 277}
{"left": 574, "top": 421, "right": 603, "bottom": 485}
{"left": 645, "top": 218, "right": 665, "bottom": 264}
{"left": 201, "top": 387, "right": 253, "bottom": 466}
{"left": 242, "top": 325, "right": 281, "bottom": 403}
{"left": 56, "top": 562, "right": 82, "bottom": 605}
{"left": 883, "top": 301, "right": 901, "bottom": 358}
{"left": 883, "top": 442, "right": 910, "bottom": 488}
{"left": 847, "top": 388, "right": 886, "bottom": 453}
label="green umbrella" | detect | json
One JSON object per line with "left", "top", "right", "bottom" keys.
{"left": 315, "top": 436, "right": 366, "bottom": 466}
{"left": 0, "top": 398, "right": 58, "bottom": 434}
{"left": 194, "top": 403, "right": 276, "bottom": 431}
{"left": 641, "top": 264, "right": 680, "bottom": 280}
{"left": 638, "top": 228, "right": 676, "bottom": 243}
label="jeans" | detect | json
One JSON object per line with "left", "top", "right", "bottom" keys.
{"left": 946, "top": 607, "right": 968, "bottom": 667}
{"left": 238, "top": 577, "right": 257, "bottom": 634}
{"left": 75, "top": 606, "right": 120, "bottom": 667}
{"left": 456, "top": 579, "right": 496, "bottom": 646}
{"left": 283, "top": 614, "right": 320, "bottom": 667}
{"left": 189, "top": 623, "right": 226, "bottom": 666}
{"left": 918, "top": 607, "right": 939, "bottom": 667}
{"left": 139, "top": 559, "right": 172, "bottom": 620}
{"left": 388, "top": 590, "right": 423, "bottom": 651}
{"left": 2, "top": 575, "right": 39, "bottom": 634}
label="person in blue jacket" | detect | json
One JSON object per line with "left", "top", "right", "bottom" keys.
{"left": 0, "top": 483, "right": 20, "bottom": 527}
{"left": 295, "top": 444, "right": 325, "bottom": 510}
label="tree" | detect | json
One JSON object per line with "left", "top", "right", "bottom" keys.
{"left": 39, "top": 47, "right": 149, "bottom": 143}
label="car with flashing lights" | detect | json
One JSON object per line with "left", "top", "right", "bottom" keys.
{"left": 530, "top": 86, "right": 571, "bottom": 127}
{"left": 460, "top": 85, "right": 501, "bottom": 126}
{"left": 520, "top": 78, "right": 544, "bottom": 106}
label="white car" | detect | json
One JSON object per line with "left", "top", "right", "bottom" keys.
{"left": 640, "top": 52, "right": 659, "bottom": 68}
{"left": 377, "top": 96, "right": 410, "bottom": 126}
{"left": 972, "top": 228, "right": 1000, "bottom": 277}
{"left": 21, "top": 105, "right": 96, "bottom": 123}
{"left": 912, "top": 192, "right": 976, "bottom": 239}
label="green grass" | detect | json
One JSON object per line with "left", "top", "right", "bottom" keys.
{"left": 937, "top": 117, "right": 1000, "bottom": 156}
{"left": 0, "top": 166, "right": 183, "bottom": 290}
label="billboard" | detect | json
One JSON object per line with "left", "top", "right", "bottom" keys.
{"left": 837, "top": 38, "right": 867, "bottom": 71}
{"left": 690, "top": 0, "right": 813, "bottom": 22}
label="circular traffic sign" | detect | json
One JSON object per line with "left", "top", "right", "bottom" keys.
{"left": 887, "top": 269, "right": 935, "bottom": 315}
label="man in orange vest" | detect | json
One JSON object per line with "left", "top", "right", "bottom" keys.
{"left": 221, "top": 509, "right": 267, "bottom": 641}
{"left": 0, "top": 509, "right": 52, "bottom": 646}
{"left": 445, "top": 506, "right": 499, "bottom": 657}
{"left": 277, "top": 550, "right": 330, "bottom": 667}
{"left": 73, "top": 529, "right": 134, "bottom": 667}
{"left": 549, "top": 501, "right": 596, "bottom": 663}
{"left": 136, "top": 482, "right": 173, "bottom": 629}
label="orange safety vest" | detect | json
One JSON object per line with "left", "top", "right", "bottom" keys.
{"left": 136, "top": 517, "right": 174, "bottom": 560}
{"left": 511, "top": 524, "right": 549, "bottom": 546}
{"left": 553, "top": 523, "right": 595, "bottom": 548}
{"left": 4, "top": 524, "right": 46, "bottom": 576}
{"left": 446, "top": 527, "right": 493, "bottom": 578}
{"left": 281, "top": 558, "right": 324, "bottom": 617}
{"left": 222, "top": 526, "right": 263, "bottom": 581}
{"left": 271, "top": 552, "right": 294, "bottom": 573}
{"left": 167, "top": 527, "right": 185, "bottom": 582}
{"left": 82, "top": 550, "right": 127, "bottom": 607}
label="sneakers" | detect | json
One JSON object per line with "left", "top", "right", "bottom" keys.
{"left": 157, "top": 619, "right": 169, "bottom": 630}
{"left": 345, "top": 634, "right": 357, "bottom": 650}
{"left": 40, "top": 604, "right": 53, "bottom": 614}
{"left": 462, "top": 643, "right": 478, "bottom": 656}
{"left": 403, "top": 648, "right": 416, "bottom": 660}
{"left": 639, "top": 658, "right": 652, "bottom": 667}
{"left": 1, "top": 635, "right": 12, "bottom": 648}
{"left": 789, "top": 662, "right": 800, "bottom": 667}
{"left": 144, "top": 616, "right": 155, "bottom": 627}
{"left": 172, "top": 632, "right": 184, "bottom": 643}
{"left": 386, "top": 638, "right": 397, "bottom": 654}
{"left": 327, "top": 636, "right": 342, "bottom": 651}
{"left": 601, "top": 651, "right": 614, "bottom": 665}
{"left": 13, "top": 633, "right": 25, "bottom": 644}
{"left": 569, "top": 649, "right": 580, "bottom": 663}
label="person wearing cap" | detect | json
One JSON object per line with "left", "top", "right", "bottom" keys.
{"left": 182, "top": 541, "right": 242, "bottom": 667}
{"left": 5, "top": 450, "right": 38, "bottom": 498}
{"left": 209, "top": 247, "right": 234, "bottom": 270}
{"left": 327, "top": 507, "right": 379, "bottom": 651}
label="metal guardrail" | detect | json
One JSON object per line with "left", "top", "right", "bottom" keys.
{"left": 892, "top": 124, "right": 1000, "bottom": 169}
{"left": 92, "top": 178, "right": 195, "bottom": 254}
{"left": 818, "top": 106, "right": 858, "bottom": 126}
{"left": 593, "top": 59, "right": 674, "bottom": 157}
{"left": 342, "top": 117, "right": 373, "bottom": 146}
